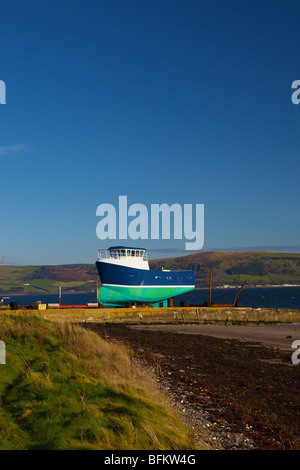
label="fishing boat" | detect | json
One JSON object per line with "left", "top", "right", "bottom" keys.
{"left": 96, "top": 246, "right": 195, "bottom": 307}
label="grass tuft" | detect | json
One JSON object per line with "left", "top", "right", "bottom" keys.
{"left": 0, "top": 315, "right": 195, "bottom": 450}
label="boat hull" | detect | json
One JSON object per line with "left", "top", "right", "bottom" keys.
{"left": 96, "top": 261, "right": 195, "bottom": 306}
{"left": 97, "top": 284, "right": 194, "bottom": 306}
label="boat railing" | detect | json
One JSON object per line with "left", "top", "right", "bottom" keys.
{"left": 97, "top": 249, "right": 148, "bottom": 261}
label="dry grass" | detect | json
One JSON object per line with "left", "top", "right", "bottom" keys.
{"left": 0, "top": 315, "right": 195, "bottom": 450}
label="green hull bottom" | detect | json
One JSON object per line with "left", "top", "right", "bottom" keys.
{"left": 98, "top": 284, "right": 194, "bottom": 307}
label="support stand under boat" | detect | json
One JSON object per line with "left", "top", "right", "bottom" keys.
{"left": 181, "top": 272, "right": 247, "bottom": 308}
{"left": 208, "top": 272, "right": 247, "bottom": 307}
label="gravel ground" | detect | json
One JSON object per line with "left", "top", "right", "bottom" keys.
{"left": 130, "top": 324, "right": 300, "bottom": 351}
{"left": 82, "top": 323, "right": 300, "bottom": 450}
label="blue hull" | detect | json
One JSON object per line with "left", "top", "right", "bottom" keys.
{"left": 96, "top": 261, "right": 195, "bottom": 306}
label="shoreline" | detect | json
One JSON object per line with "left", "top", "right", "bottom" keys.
{"left": 130, "top": 323, "right": 300, "bottom": 351}
{"left": 83, "top": 323, "right": 300, "bottom": 450}
{"left": 1, "top": 284, "right": 300, "bottom": 296}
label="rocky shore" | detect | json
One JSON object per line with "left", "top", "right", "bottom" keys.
{"left": 82, "top": 323, "right": 300, "bottom": 450}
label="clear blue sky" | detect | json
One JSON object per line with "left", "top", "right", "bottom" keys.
{"left": 1, "top": 0, "right": 299, "bottom": 265}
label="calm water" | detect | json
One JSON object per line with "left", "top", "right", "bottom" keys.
{"left": 175, "top": 286, "right": 300, "bottom": 309}
{"left": 2, "top": 286, "right": 300, "bottom": 309}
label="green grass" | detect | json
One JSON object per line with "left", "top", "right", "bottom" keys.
{"left": 222, "top": 274, "right": 300, "bottom": 283}
{"left": 52, "top": 281, "right": 93, "bottom": 287}
{"left": 0, "top": 266, "right": 36, "bottom": 281}
{"left": 0, "top": 315, "right": 195, "bottom": 450}
{"left": 0, "top": 279, "right": 90, "bottom": 294}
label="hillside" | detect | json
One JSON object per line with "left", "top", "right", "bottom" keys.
{"left": 149, "top": 251, "right": 300, "bottom": 287}
{"left": 0, "top": 264, "right": 98, "bottom": 295}
{"left": 0, "top": 252, "right": 299, "bottom": 294}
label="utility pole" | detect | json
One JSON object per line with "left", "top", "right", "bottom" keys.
{"left": 59, "top": 283, "right": 61, "bottom": 307}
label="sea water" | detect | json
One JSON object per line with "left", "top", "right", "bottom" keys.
{"left": 2, "top": 286, "right": 300, "bottom": 309}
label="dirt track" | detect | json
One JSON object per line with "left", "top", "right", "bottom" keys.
{"left": 82, "top": 323, "right": 300, "bottom": 450}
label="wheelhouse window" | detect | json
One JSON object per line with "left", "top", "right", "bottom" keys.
{"left": 106, "top": 248, "right": 147, "bottom": 260}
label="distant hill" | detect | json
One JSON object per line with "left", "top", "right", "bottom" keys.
{"left": 0, "top": 264, "right": 98, "bottom": 295}
{"left": 149, "top": 251, "right": 300, "bottom": 288}
{"left": 0, "top": 252, "right": 299, "bottom": 294}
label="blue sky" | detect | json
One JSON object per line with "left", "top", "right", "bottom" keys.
{"left": 0, "top": 0, "right": 300, "bottom": 265}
